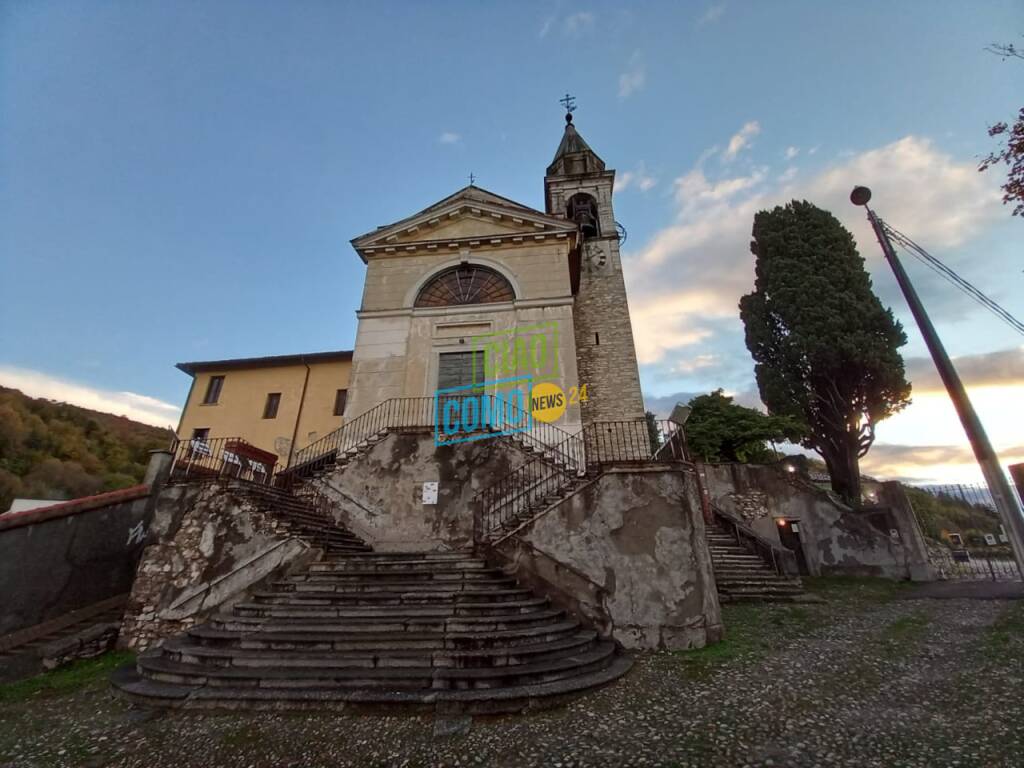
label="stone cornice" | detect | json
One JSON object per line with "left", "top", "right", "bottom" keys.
{"left": 356, "top": 295, "right": 575, "bottom": 319}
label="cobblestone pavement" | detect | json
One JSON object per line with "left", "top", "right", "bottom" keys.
{"left": 1, "top": 582, "right": 1022, "bottom": 768}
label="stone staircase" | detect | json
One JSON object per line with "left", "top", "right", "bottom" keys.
{"left": 706, "top": 522, "right": 805, "bottom": 602}
{"left": 113, "top": 550, "right": 632, "bottom": 713}
{"left": 232, "top": 483, "right": 372, "bottom": 556}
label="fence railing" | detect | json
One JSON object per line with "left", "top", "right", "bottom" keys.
{"left": 289, "top": 397, "right": 436, "bottom": 474}
{"left": 168, "top": 437, "right": 280, "bottom": 486}
{"left": 930, "top": 552, "right": 1020, "bottom": 581}
{"left": 473, "top": 417, "right": 689, "bottom": 543}
{"left": 913, "top": 482, "right": 1020, "bottom": 511}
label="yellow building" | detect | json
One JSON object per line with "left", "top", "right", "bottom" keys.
{"left": 175, "top": 351, "right": 352, "bottom": 466}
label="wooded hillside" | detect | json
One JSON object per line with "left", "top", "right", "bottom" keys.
{"left": 0, "top": 386, "right": 174, "bottom": 511}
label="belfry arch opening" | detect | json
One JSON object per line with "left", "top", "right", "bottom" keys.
{"left": 566, "top": 193, "right": 600, "bottom": 238}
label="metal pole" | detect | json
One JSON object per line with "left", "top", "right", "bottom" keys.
{"left": 859, "top": 199, "right": 1024, "bottom": 577}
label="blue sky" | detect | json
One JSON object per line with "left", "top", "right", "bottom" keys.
{"left": 2, "top": 1, "right": 1023, "bottom": 482}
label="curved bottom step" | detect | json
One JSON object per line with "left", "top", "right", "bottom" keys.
{"left": 111, "top": 654, "right": 633, "bottom": 715}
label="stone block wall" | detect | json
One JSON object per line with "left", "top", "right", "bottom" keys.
{"left": 489, "top": 466, "right": 722, "bottom": 650}
{"left": 571, "top": 235, "right": 645, "bottom": 425}
{"left": 0, "top": 486, "right": 152, "bottom": 637}
{"left": 120, "top": 482, "right": 314, "bottom": 651}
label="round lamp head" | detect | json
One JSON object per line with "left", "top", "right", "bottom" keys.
{"left": 850, "top": 186, "right": 872, "bottom": 206}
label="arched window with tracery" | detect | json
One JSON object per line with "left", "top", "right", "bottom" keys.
{"left": 414, "top": 264, "right": 516, "bottom": 308}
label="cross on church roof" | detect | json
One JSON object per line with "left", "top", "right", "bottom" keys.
{"left": 559, "top": 93, "right": 577, "bottom": 115}
{"left": 468, "top": 172, "right": 476, "bottom": 186}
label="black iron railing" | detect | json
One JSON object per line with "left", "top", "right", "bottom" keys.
{"left": 288, "top": 397, "right": 436, "bottom": 474}
{"left": 168, "top": 437, "right": 280, "bottom": 485}
{"left": 473, "top": 417, "right": 689, "bottom": 543}
{"left": 473, "top": 433, "right": 582, "bottom": 542}
{"left": 582, "top": 418, "right": 687, "bottom": 470}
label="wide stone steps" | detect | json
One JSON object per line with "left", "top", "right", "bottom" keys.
{"left": 234, "top": 598, "right": 550, "bottom": 618}
{"left": 113, "top": 550, "right": 631, "bottom": 713}
{"left": 137, "top": 641, "right": 618, "bottom": 691}
{"left": 160, "top": 629, "right": 601, "bottom": 669}
{"left": 112, "top": 655, "right": 634, "bottom": 713}
{"left": 279, "top": 578, "right": 521, "bottom": 593}
{"left": 208, "top": 607, "right": 566, "bottom": 633}
{"left": 248, "top": 588, "right": 537, "bottom": 606}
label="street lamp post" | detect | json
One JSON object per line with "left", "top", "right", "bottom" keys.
{"left": 851, "top": 186, "right": 1024, "bottom": 576}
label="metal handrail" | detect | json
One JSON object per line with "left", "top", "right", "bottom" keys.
{"left": 289, "top": 397, "right": 435, "bottom": 471}
{"left": 710, "top": 503, "right": 798, "bottom": 577}
{"left": 473, "top": 417, "right": 689, "bottom": 544}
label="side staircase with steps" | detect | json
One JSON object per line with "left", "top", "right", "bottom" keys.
{"left": 230, "top": 482, "right": 372, "bottom": 556}
{"left": 706, "top": 518, "right": 806, "bottom": 602}
{"left": 113, "top": 550, "right": 632, "bottom": 713}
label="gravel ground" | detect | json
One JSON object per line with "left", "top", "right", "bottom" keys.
{"left": 1, "top": 580, "right": 1022, "bottom": 768}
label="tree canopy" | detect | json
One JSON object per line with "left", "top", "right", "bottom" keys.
{"left": 980, "top": 38, "right": 1024, "bottom": 217}
{"left": 683, "top": 390, "right": 803, "bottom": 463}
{"left": 739, "top": 200, "right": 911, "bottom": 505}
{"left": 0, "top": 386, "right": 173, "bottom": 512}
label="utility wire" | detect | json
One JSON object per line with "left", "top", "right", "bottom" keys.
{"left": 879, "top": 220, "right": 1024, "bottom": 337}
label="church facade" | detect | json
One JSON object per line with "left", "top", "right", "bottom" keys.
{"left": 174, "top": 112, "right": 645, "bottom": 454}
{"left": 345, "top": 111, "right": 644, "bottom": 432}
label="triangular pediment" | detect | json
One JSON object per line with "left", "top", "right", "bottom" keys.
{"left": 351, "top": 185, "right": 577, "bottom": 261}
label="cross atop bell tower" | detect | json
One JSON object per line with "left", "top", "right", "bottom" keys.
{"left": 543, "top": 104, "right": 645, "bottom": 425}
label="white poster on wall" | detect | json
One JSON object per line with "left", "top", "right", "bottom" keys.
{"left": 422, "top": 482, "right": 438, "bottom": 505}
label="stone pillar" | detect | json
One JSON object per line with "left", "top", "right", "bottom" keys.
{"left": 144, "top": 449, "right": 174, "bottom": 488}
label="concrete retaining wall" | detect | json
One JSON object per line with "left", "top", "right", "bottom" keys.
{"left": 702, "top": 463, "right": 933, "bottom": 580}
{"left": 0, "top": 485, "right": 152, "bottom": 637}
{"left": 490, "top": 466, "right": 723, "bottom": 650}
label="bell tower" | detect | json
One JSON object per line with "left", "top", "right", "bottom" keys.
{"left": 544, "top": 103, "right": 645, "bottom": 425}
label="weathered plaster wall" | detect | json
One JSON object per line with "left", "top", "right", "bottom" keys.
{"left": 313, "top": 430, "right": 528, "bottom": 551}
{"left": 702, "top": 464, "right": 933, "bottom": 580}
{"left": 0, "top": 488, "right": 152, "bottom": 637}
{"left": 491, "top": 467, "right": 722, "bottom": 650}
{"left": 120, "top": 482, "right": 315, "bottom": 650}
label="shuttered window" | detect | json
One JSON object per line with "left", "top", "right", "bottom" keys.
{"left": 437, "top": 351, "right": 485, "bottom": 392}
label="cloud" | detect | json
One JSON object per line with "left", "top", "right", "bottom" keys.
{"left": 860, "top": 442, "right": 1024, "bottom": 484}
{"left": 616, "top": 163, "right": 657, "bottom": 193}
{"left": 626, "top": 134, "right": 1004, "bottom": 368}
{"left": 784, "top": 146, "right": 800, "bottom": 160}
{"left": 439, "top": 132, "right": 461, "bottom": 145}
{"left": 0, "top": 366, "right": 180, "bottom": 428}
{"left": 696, "top": 3, "right": 726, "bottom": 27}
{"left": 618, "top": 52, "right": 645, "bottom": 99}
{"left": 722, "top": 121, "right": 760, "bottom": 161}
{"left": 538, "top": 16, "right": 555, "bottom": 38}
{"left": 624, "top": 128, "right": 1011, "bottom": 482}
{"left": 564, "top": 12, "right": 594, "bottom": 36}
{"left": 905, "top": 347, "right": 1024, "bottom": 393}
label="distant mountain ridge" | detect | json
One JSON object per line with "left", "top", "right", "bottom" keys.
{"left": 0, "top": 385, "right": 174, "bottom": 511}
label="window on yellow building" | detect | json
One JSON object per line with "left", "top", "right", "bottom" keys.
{"left": 333, "top": 389, "right": 348, "bottom": 417}
{"left": 203, "top": 375, "right": 224, "bottom": 404}
{"left": 263, "top": 393, "right": 281, "bottom": 419}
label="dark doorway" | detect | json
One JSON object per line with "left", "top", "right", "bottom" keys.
{"left": 776, "top": 518, "right": 810, "bottom": 576}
